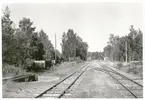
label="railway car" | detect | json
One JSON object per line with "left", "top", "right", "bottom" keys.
{"left": 33, "top": 60, "right": 54, "bottom": 69}
{"left": 33, "top": 60, "right": 46, "bottom": 69}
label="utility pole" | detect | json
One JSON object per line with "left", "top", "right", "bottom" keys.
{"left": 55, "top": 34, "right": 57, "bottom": 64}
{"left": 125, "top": 41, "right": 128, "bottom": 62}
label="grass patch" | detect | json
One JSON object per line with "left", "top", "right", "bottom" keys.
{"left": 114, "top": 61, "right": 143, "bottom": 77}
{"left": 2, "top": 63, "right": 29, "bottom": 78}
{"left": 126, "top": 62, "right": 143, "bottom": 77}
{"left": 46, "top": 61, "right": 84, "bottom": 78}
{"left": 115, "top": 62, "right": 123, "bottom": 69}
{"left": 76, "top": 57, "right": 83, "bottom": 63}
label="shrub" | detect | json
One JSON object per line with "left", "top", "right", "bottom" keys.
{"left": 45, "top": 60, "right": 52, "bottom": 69}
{"left": 2, "top": 63, "right": 27, "bottom": 77}
{"left": 76, "top": 57, "right": 83, "bottom": 63}
{"left": 127, "top": 64, "right": 143, "bottom": 76}
{"left": 69, "top": 57, "right": 75, "bottom": 62}
{"left": 25, "top": 58, "right": 34, "bottom": 69}
{"left": 116, "top": 63, "right": 123, "bottom": 69}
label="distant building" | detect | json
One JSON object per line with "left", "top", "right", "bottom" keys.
{"left": 104, "top": 57, "right": 109, "bottom": 61}
{"left": 87, "top": 57, "right": 92, "bottom": 61}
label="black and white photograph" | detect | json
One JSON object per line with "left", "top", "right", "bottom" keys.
{"left": 2, "top": 1, "right": 144, "bottom": 98}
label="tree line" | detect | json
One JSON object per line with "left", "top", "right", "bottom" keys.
{"left": 87, "top": 52, "right": 104, "bottom": 60}
{"left": 2, "top": 6, "right": 88, "bottom": 70}
{"left": 89, "top": 25, "right": 143, "bottom": 62}
{"left": 61, "top": 29, "right": 88, "bottom": 61}
{"left": 2, "top": 6, "right": 57, "bottom": 69}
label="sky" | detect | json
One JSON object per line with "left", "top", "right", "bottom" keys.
{"left": 2, "top": 2, "right": 143, "bottom": 52}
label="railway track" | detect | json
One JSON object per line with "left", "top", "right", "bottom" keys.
{"left": 96, "top": 63, "right": 143, "bottom": 98}
{"left": 35, "top": 63, "right": 90, "bottom": 98}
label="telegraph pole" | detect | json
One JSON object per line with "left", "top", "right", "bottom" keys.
{"left": 125, "top": 41, "right": 128, "bottom": 62}
{"left": 55, "top": 34, "right": 57, "bottom": 64}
